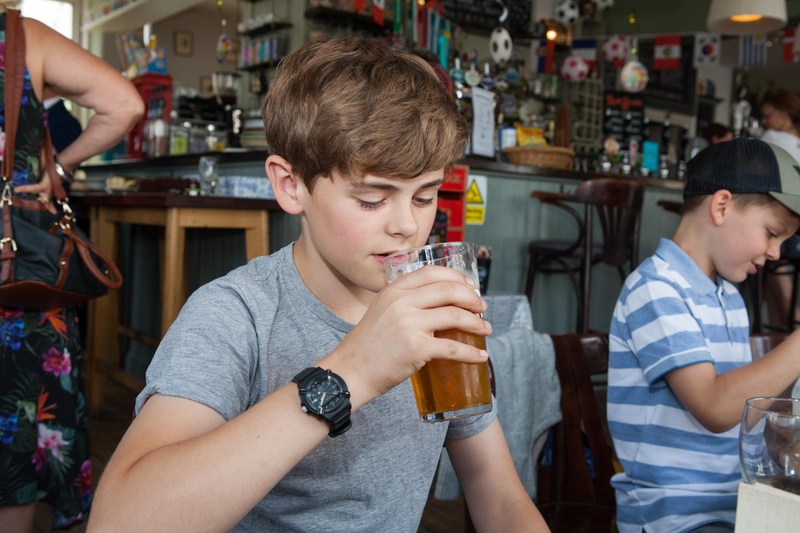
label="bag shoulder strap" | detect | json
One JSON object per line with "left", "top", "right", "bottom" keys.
{"left": 3, "top": 9, "right": 25, "bottom": 184}
{"left": 2, "top": 10, "right": 66, "bottom": 201}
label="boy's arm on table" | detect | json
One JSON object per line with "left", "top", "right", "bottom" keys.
{"left": 88, "top": 266, "right": 492, "bottom": 533}
{"left": 665, "top": 330, "right": 800, "bottom": 434}
{"left": 447, "top": 419, "right": 550, "bottom": 533}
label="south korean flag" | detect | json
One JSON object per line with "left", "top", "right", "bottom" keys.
{"left": 694, "top": 32, "right": 720, "bottom": 67}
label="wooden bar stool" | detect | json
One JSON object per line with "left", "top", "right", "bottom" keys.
{"left": 524, "top": 179, "right": 644, "bottom": 333}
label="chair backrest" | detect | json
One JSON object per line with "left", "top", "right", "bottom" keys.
{"left": 538, "top": 333, "right": 616, "bottom": 507}
{"left": 572, "top": 178, "right": 645, "bottom": 268}
{"left": 750, "top": 333, "right": 788, "bottom": 361}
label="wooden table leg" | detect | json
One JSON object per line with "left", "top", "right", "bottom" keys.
{"left": 244, "top": 210, "right": 270, "bottom": 261}
{"left": 87, "top": 206, "right": 120, "bottom": 416}
{"left": 161, "top": 207, "right": 186, "bottom": 337}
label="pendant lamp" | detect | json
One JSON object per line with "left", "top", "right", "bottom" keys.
{"left": 707, "top": 0, "right": 787, "bottom": 35}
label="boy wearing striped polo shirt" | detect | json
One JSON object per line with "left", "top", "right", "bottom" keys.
{"left": 608, "top": 138, "right": 800, "bottom": 533}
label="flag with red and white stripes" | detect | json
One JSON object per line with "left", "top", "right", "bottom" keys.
{"left": 373, "top": 0, "right": 386, "bottom": 26}
{"left": 654, "top": 34, "right": 681, "bottom": 70}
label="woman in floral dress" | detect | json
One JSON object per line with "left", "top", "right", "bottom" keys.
{"left": 0, "top": 5, "right": 143, "bottom": 531}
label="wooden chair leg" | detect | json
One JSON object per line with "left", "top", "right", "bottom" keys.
{"left": 789, "top": 261, "right": 800, "bottom": 331}
{"left": 753, "top": 268, "right": 764, "bottom": 334}
{"left": 524, "top": 251, "right": 537, "bottom": 303}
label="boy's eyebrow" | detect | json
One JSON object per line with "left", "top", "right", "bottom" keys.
{"left": 352, "top": 178, "right": 445, "bottom": 191}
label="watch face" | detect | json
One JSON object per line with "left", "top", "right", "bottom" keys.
{"left": 305, "top": 377, "right": 344, "bottom": 414}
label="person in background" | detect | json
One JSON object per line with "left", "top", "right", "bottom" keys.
{"left": 609, "top": 138, "right": 800, "bottom": 533}
{"left": 0, "top": 5, "right": 144, "bottom": 533}
{"left": 760, "top": 91, "right": 800, "bottom": 330}
{"left": 88, "top": 38, "right": 548, "bottom": 533}
{"left": 701, "top": 123, "right": 733, "bottom": 145}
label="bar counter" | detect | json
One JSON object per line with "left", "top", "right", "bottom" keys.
{"left": 81, "top": 152, "right": 684, "bottom": 335}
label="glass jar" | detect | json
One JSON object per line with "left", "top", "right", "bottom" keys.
{"left": 170, "top": 123, "right": 189, "bottom": 155}
{"left": 188, "top": 125, "right": 208, "bottom": 154}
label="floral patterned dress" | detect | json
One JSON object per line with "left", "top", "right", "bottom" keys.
{"left": 0, "top": 12, "right": 92, "bottom": 529}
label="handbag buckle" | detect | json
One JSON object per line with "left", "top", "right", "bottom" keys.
{"left": 0, "top": 238, "right": 17, "bottom": 251}
{"left": 1, "top": 183, "right": 12, "bottom": 207}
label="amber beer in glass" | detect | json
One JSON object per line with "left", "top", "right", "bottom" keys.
{"left": 384, "top": 243, "right": 493, "bottom": 423}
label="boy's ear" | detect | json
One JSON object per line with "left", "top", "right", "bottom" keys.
{"left": 265, "top": 155, "right": 304, "bottom": 215}
{"left": 709, "top": 189, "right": 734, "bottom": 226}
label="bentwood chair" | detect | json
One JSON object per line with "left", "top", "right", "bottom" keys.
{"left": 524, "top": 179, "right": 645, "bottom": 333}
{"left": 464, "top": 333, "right": 616, "bottom": 533}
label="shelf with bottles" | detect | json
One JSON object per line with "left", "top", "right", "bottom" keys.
{"left": 236, "top": 31, "right": 287, "bottom": 71}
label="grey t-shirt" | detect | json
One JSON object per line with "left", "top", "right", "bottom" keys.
{"left": 136, "top": 243, "right": 496, "bottom": 532}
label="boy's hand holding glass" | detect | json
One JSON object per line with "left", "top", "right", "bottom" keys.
{"left": 384, "top": 242, "right": 493, "bottom": 423}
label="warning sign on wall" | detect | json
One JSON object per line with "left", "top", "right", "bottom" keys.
{"left": 465, "top": 175, "right": 488, "bottom": 225}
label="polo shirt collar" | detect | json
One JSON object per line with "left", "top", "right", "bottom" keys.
{"left": 654, "top": 238, "right": 722, "bottom": 296}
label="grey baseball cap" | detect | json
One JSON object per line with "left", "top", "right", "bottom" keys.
{"left": 684, "top": 137, "right": 800, "bottom": 217}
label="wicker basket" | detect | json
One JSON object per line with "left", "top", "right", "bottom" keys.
{"left": 502, "top": 145, "right": 575, "bottom": 169}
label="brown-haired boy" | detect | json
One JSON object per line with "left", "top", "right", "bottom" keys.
{"left": 608, "top": 138, "right": 800, "bottom": 533}
{"left": 88, "top": 38, "right": 548, "bottom": 532}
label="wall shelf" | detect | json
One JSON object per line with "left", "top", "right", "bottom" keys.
{"left": 238, "top": 21, "right": 292, "bottom": 39}
{"left": 82, "top": 0, "right": 206, "bottom": 33}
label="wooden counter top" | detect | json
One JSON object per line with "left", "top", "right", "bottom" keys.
{"left": 81, "top": 151, "right": 686, "bottom": 191}
{"left": 71, "top": 191, "right": 282, "bottom": 211}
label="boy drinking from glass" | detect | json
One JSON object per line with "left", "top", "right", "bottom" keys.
{"left": 88, "top": 38, "right": 548, "bottom": 533}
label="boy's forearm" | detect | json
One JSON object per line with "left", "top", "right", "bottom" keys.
{"left": 666, "top": 332, "right": 800, "bottom": 433}
{"left": 89, "top": 346, "right": 385, "bottom": 533}
{"left": 89, "top": 385, "right": 332, "bottom": 533}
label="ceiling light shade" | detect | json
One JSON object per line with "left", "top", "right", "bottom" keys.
{"left": 707, "top": 0, "right": 787, "bottom": 34}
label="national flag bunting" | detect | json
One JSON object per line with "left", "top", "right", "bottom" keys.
{"left": 740, "top": 34, "right": 767, "bottom": 66}
{"left": 693, "top": 32, "right": 720, "bottom": 67}
{"left": 354, "top": 0, "right": 365, "bottom": 13}
{"left": 784, "top": 28, "right": 800, "bottom": 63}
{"left": 532, "top": 40, "right": 556, "bottom": 73}
{"left": 654, "top": 34, "right": 681, "bottom": 70}
{"left": 572, "top": 38, "right": 597, "bottom": 71}
{"left": 373, "top": 0, "right": 386, "bottom": 26}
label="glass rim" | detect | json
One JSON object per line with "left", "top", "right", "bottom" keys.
{"left": 744, "top": 396, "right": 800, "bottom": 415}
{"left": 384, "top": 242, "right": 474, "bottom": 261}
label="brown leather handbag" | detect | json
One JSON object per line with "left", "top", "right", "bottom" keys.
{"left": 0, "top": 9, "right": 122, "bottom": 311}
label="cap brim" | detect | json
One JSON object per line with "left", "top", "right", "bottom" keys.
{"left": 769, "top": 191, "right": 800, "bottom": 218}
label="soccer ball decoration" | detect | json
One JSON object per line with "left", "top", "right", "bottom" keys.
{"left": 561, "top": 54, "right": 589, "bottom": 82}
{"left": 489, "top": 27, "right": 513, "bottom": 64}
{"left": 603, "top": 35, "right": 628, "bottom": 64}
{"left": 620, "top": 61, "right": 649, "bottom": 92}
{"left": 592, "top": 0, "right": 615, "bottom": 10}
{"left": 554, "top": 0, "right": 580, "bottom": 27}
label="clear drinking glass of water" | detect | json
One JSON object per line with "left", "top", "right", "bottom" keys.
{"left": 198, "top": 155, "right": 219, "bottom": 196}
{"left": 739, "top": 397, "right": 800, "bottom": 496}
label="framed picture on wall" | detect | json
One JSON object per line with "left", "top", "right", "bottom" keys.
{"left": 174, "top": 31, "right": 193, "bottom": 57}
{"left": 200, "top": 76, "right": 213, "bottom": 98}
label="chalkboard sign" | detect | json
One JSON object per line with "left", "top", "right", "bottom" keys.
{"left": 441, "top": 0, "right": 532, "bottom": 37}
{"left": 602, "top": 92, "right": 645, "bottom": 151}
{"left": 602, "top": 37, "right": 696, "bottom": 114}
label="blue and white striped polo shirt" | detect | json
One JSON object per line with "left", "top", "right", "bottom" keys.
{"left": 608, "top": 238, "right": 752, "bottom": 533}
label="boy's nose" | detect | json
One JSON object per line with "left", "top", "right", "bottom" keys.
{"left": 767, "top": 241, "right": 781, "bottom": 260}
{"left": 387, "top": 204, "right": 419, "bottom": 237}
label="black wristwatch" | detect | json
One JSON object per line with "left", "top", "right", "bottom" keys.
{"left": 292, "top": 367, "right": 352, "bottom": 437}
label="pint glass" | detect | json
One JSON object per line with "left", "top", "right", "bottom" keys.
{"left": 384, "top": 242, "right": 493, "bottom": 423}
